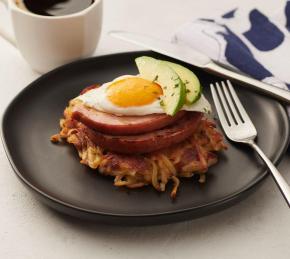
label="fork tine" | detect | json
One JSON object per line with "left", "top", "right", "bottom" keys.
{"left": 214, "top": 82, "right": 235, "bottom": 126}
{"left": 221, "top": 81, "right": 242, "bottom": 124}
{"left": 210, "top": 84, "right": 230, "bottom": 128}
{"left": 226, "top": 80, "right": 253, "bottom": 123}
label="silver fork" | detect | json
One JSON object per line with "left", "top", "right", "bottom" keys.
{"left": 211, "top": 80, "right": 290, "bottom": 207}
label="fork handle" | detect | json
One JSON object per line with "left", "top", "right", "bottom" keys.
{"left": 247, "top": 140, "right": 290, "bottom": 207}
{"left": 205, "top": 62, "right": 290, "bottom": 104}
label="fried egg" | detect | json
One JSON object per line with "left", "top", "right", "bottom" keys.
{"left": 76, "top": 75, "right": 211, "bottom": 116}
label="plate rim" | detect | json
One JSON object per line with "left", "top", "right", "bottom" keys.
{"left": 1, "top": 50, "right": 290, "bottom": 219}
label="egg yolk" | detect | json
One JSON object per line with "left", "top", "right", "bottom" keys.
{"left": 106, "top": 78, "right": 163, "bottom": 107}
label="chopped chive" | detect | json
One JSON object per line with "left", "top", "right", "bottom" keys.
{"left": 186, "top": 89, "right": 191, "bottom": 93}
{"left": 174, "top": 84, "right": 179, "bottom": 88}
{"left": 171, "top": 93, "right": 175, "bottom": 96}
{"left": 203, "top": 108, "right": 210, "bottom": 114}
{"left": 184, "top": 80, "right": 190, "bottom": 85}
{"left": 153, "top": 75, "right": 159, "bottom": 82}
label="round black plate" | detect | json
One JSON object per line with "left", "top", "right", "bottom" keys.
{"left": 1, "top": 51, "right": 289, "bottom": 225}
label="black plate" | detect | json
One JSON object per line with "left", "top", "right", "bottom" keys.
{"left": 1, "top": 51, "right": 289, "bottom": 225}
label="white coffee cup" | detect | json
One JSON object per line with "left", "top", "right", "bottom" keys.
{"left": 0, "top": 0, "right": 102, "bottom": 73}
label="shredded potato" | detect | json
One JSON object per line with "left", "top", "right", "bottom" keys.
{"left": 52, "top": 103, "right": 227, "bottom": 198}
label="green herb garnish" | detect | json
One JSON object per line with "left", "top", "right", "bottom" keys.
{"left": 153, "top": 75, "right": 159, "bottom": 82}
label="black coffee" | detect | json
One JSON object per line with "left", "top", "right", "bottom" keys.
{"left": 22, "top": 0, "right": 94, "bottom": 16}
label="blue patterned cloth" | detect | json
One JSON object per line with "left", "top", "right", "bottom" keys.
{"left": 174, "top": 2, "right": 290, "bottom": 91}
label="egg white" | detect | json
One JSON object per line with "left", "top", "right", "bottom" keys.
{"left": 76, "top": 75, "right": 211, "bottom": 116}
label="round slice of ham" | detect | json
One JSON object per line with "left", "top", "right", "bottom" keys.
{"left": 72, "top": 105, "right": 186, "bottom": 135}
{"left": 76, "top": 112, "right": 203, "bottom": 154}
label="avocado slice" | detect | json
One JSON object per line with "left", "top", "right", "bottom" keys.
{"left": 135, "top": 56, "right": 186, "bottom": 116}
{"left": 163, "top": 61, "right": 201, "bottom": 104}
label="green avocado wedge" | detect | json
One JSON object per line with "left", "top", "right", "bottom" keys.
{"left": 163, "top": 61, "right": 201, "bottom": 104}
{"left": 135, "top": 56, "right": 186, "bottom": 116}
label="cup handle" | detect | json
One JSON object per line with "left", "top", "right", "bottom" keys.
{"left": 0, "top": 0, "right": 17, "bottom": 47}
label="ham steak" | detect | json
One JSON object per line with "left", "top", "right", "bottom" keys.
{"left": 69, "top": 85, "right": 202, "bottom": 153}
{"left": 74, "top": 112, "right": 203, "bottom": 154}
{"left": 72, "top": 105, "right": 186, "bottom": 135}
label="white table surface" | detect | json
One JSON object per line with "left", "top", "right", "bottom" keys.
{"left": 0, "top": 0, "right": 290, "bottom": 258}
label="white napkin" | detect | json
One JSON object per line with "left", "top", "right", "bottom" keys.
{"left": 173, "top": 2, "right": 290, "bottom": 91}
